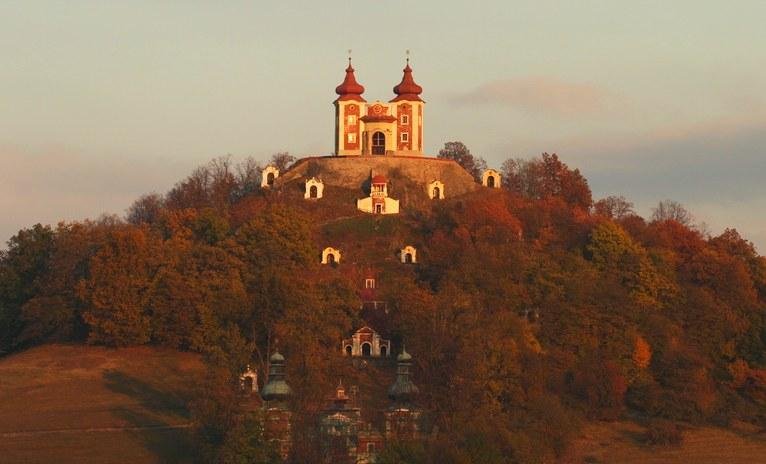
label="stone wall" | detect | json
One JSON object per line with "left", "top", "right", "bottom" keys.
{"left": 277, "top": 155, "right": 479, "bottom": 197}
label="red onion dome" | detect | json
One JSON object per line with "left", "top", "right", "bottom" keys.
{"left": 371, "top": 174, "right": 387, "bottom": 184}
{"left": 391, "top": 62, "right": 423, "bottom": 102}
{"left": 335, "top": 59, "right": 366, "bottom": 102}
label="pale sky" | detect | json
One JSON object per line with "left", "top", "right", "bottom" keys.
{"left": 2, "top": 1, "right": 765, "bottom": 251}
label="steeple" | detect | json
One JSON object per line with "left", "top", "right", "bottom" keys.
{"left": 391, "top": 58, "right": 423, "bottom": 102}
{"left": 260, "top": 350, "right": 293, "bottom": 461}
{"left": 331, "top": 379, "right": 350, "bottom": 409}
{"left": 261, "top": 351, "right": 292, "bottom": 403}
{"left": 335, "top": 57, "right": 366, "bottom": 102}
{"left": 387, "top": 345, "right": 419, "bottom": 404}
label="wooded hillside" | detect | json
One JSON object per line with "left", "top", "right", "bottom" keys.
{"left": 2, "top": 152, "right": 765, "bottom": 463}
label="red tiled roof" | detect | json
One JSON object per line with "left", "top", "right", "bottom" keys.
{"left": 335, "top": 60, "right": 366, "bottom": 102}
{"left": 391, "top": 62, "right": 423, "bottom": 102}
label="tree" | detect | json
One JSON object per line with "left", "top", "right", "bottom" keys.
{"left": 269, "top": 152, "right": 296, "bottom": 172}
{"left": 594, "top": 195, "right": 634, "bottom": 219}
{"left": 0, "top": 224, "right": 55, "bottom": 352}
{"left": 652, "top": 199, "right": 693, "bottom": 226}
{"left": 165, "top": 156, "right": 237, "bottom": 211}
{"left": 78, "top": 227, "right": 161, "bottom": 346}
{"left": 438, "top": 141, "right": 486, "bottom": 180}
{"left": 149, "top": 241, "right": 247, "bottom": 352}
{"left": 586, "top": 221, "right": 676, "bottom": 308}
{"left": 632, "top": 335, "right": 652, "bottom": 370}
{"left": 18, "top": 221, "right": 114, "bottom": 346}
{"left": 191, "top": 366, "right": 280, "bottom": 464}
{"left": 126, "top": 193, "right": 165, "bottom": 225}
{"left": 502, "top": 153, "right": 592, "bottom": 209}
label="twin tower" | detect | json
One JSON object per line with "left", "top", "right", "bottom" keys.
{"left": 334, "top": 59, "right": 425, "bottom": 156}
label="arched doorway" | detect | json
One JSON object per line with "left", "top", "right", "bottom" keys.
{"left": 327, "top": 253, "right": 336, "bottom": 264}
{"left": 345, "top": 345, "right": 352, "bottom": 356}
{"left": 404, "top": 253, "right": 413, "bottom": 264}
{"left": 433, "top": 187, "right": 440, "bottom": 199}
{"left": 372, "top": 132, "right": 385, "bottom": 155}
{"left": 267, "top": 172, "right": 275, "bottom": 186}
{"left": 310, "top": 185, "right": 318, "bottom": 198}
{"left": 362, "top": 342, "right": 371, "bottom": 357}
{"left": 380, "top": 345, "right": 387, "bottom": 357}
{"left": 487, "top": 175, "right": 495, "bottom": 188}
{"left": 243, "top": 376, "right": 254, "bottom": 392}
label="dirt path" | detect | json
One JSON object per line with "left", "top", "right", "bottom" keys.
{"left": 0, "top": 422, "right": 194, "bottom": 438}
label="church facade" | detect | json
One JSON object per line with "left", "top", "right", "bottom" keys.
{"left": 334, "top": 59, "right": 425, "bottom": 157}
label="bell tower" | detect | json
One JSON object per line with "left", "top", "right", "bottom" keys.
{"left": 334, "top": 55, "right": 365, "bottom": 156}
{"left": 389, "top": 54, "right": 425, "bottom": 155}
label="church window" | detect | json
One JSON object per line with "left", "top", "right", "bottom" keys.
{"left": 362, "top": 343, "right": 372, "bottom": 357}
{"left": 401, "top": 114, "right": 409, "bottom": 125}
{"left": 400, "top": 132, "right": 409, "bottom": 143}
{"left": 380, "top": 345, "right": 387, "bottom": 357}
{"left": 365, "top": 278, "right": 375, "bottom": 289}
{"left": 347, "top": 133, "right": 356, "bottom": 143}
{"left": 367, "top": 443, "right": 376, "bottom": 453}
{"left": 345, "top": 345, "right": 352, "bottom": 356}
{"left": 372, "top": 132, "right": 385, "bottom": 155}
{"left": 347, "top": 115, "right": 357, "bottom": 125}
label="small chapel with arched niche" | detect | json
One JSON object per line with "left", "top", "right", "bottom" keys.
{"left": 357, "top": 173, "right": 399, "bottom": 215}
{"left": 304, "top": 177, "right": 324, "bottom": 199}
{"left": 342, "top": 326, "right": 391, "bottom": 358}
{"left": 321, "top": 247, "right": 342, "bottom": 265}
{"left": 482, "top": 169, "right": 501, "bottom": 188}
{"left": 427, "top": 180, "right": 445, "bottom": 200}
{"left": 400, "top": 246, "right": 417, "bottom": 264}
{"left": 261, "top": 165, "right": 280, "bottom": 188}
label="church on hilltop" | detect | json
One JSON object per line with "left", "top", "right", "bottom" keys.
{"left": 334, "top": 58, "right": 424, "bottom": 157}
{"left": 263, "top": 57, "right": 503, "bottom": 217}
{"left": 240, "top": 57, "right": 509, "bottom": 462}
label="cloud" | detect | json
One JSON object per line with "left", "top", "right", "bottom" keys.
{"left": 451, "top": 77, "right": 612, "bottom": 116}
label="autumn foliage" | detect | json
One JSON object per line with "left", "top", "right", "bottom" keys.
{"left": 2, "top": 152, "right": 766, "bottom": 462}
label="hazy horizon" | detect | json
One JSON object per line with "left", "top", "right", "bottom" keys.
{"left": 2, "top": 1, "right": 765, "bottom": 251}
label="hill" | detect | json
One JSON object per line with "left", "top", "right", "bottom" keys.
{"left": 278, "top": 155, "right": 479, "bottom": 197}
{"left": 563, "top": 420, "right": 766, "bottom": 464}
{"left": 2, "top": 345, "right": 766, "bottom": 463}
{"left": 0, "top": 344, "right": 203, "bottom": 464}
{"left": 2, "top": 152, "right": 766, "bottom": 462}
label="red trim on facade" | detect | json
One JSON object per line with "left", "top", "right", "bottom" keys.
{"left": 343, "top": 104, "right": 360, "bottom": 150}
{"left": 396, "top": 103, "right": 413, "bottom": 151}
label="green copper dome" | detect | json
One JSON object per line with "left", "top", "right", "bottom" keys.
{"left": 397, "top": 346, "right": 412, "bottom": 362}
{"left": 261, "top": 351, "right": 292, "bottom": 402}
{"left": 388, "top": 346, "right": 419, "bottom": 403}
{"left": 261, "top": 379, "right": 292, "bottom": 401}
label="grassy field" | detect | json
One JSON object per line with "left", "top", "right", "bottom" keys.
{"left": 3, "top": 345, "right": 766, "bottom": 463}
{"left": 562, "top": 420, "right": 766, "bottom": 464}
{"left": 0, "top": 344, "right": 204, "bottom": 464}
